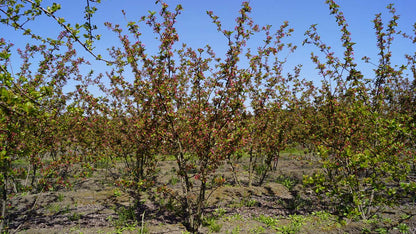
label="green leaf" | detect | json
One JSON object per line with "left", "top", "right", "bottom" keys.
{"left": 23, "top": 101, "right": 34, "bottom": 113}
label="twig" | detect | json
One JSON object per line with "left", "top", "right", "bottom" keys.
{"left": 140, "top": 211, "right": 145, "bottom": 234}
{"left": 23, "top": 0, "right": 114, "bottom": 64}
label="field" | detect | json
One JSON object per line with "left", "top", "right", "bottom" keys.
{"left": 2, "top": 0, "right": 416, "bottom": 233}
{"left": 7, "top": 151, "right": 416, "bottom": 234}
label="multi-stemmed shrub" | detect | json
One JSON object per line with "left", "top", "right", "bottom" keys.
{"left": 303, "top": 0, "right": 416, "bottom": 220}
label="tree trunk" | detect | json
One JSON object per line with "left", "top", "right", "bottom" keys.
{"left": 248, "top": 147, "right": 254, "bottom": 187}
{"left": 1, "top": 176, "right": 7, "bottom": 233}
{"left": 227, "top": 159, "right": 241, "bottom": 186}
{"left": 258, "top": 153, "right": 273, "bottom": 186}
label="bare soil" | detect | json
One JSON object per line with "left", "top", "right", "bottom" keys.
{"left": 6, "top": 153, "right": 416, "bottom": 233}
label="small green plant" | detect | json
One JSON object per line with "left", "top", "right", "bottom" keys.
{"left": 374, "top": 227, "right": 388, "bottom": 234}
{"left": 203, "top": 211, "right": 223, "bottom": 233}
{"left": 46, "top": 203, "right": 67, "bottom": 214}
{"left": 276, "top": 214, "right": 305, "bottom": 234}
{"left": 254, "top": 214, "right": 279, "bottom": 227}
{"left": 308, "top": 211, "right": 340, "bottom": 231}
{"left": 395, "top": 223, "right": 410, "bottom": 234}
{"left": 361, "top": 227, "right": 371, "bottom": 233}
{"left": 214, "top": 208, "right": 226, "bottom": 218}
{"left": 400, "top": 214, "right": 411, "bottom": 220}
{"left": 57, "top": 193, "right": 64, "bottom": 202}
{"left": 382, "top": 217, "right": 392, "bottom": 224}
{"left": 276, "top": 175, "right": 298, "bottom": 190}
{"left": 114, "top": 206, "right": 137, "bottom": 228}
{"left": 311, "top": 211, "right": 330, "bottom": 222}
{"left": 95, "top": 156, "right": 111, "bottom": 169}
{"left": 168, "top": 176, "right": 179, "bottom": 185}
{"left": 69, "top": 212, "right": 82, "bottom": 221}
{"left": 207, "top": 219, "right": 222, "bottom": 233}
{"left": 116, "top": 225, "right": 139, "bottom": 234}
{"left": 113, "top": 188, "right": 122, "bottom": 197}
{"left": 244, "top": 199, "right": 259, "bottom": 207}
{"left": 249, "top": 225, "right": 265, "bottom": 234}
{"left": 225, "top": 213, "right": 243, "bottom": 221}
{"left": 228, "top": 226, "right": 241, "bottom": 234}
{"left": 365, "top": 215, "right": 380, "bottom": 225}
{"left": 229, "top": 198, "right": 259, "bottom": 208}
{"left": 69, "top": 225, "right": 82, "bottom": 232}
{"left": 63, "top": 205, "right": 71, "bottom": 214}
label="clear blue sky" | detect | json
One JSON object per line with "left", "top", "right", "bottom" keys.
{"left": 3, "top": 0, "right": 416, "bottom": 93}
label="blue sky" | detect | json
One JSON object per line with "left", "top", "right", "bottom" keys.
{"left": 3, "top": 0, "right": 416, "bottom": 93}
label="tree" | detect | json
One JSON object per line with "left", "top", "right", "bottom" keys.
{"left": 0, "top": 1, "right": 104, "bottom": 231}
{"left": 303, "top": 0, "right": 416, "bottom": 220}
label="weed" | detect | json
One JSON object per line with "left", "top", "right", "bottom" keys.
{"left": 254, "top": 214, "right": 279, "bottom": 227}
{"left": 275, "top": 214, "right": 305, "bottom": 234}
{"left": 395, "top": 223, "right": 410, "bottom": 234}
{"left": 169, "top": 176, "right": 179, "bottom": 185}
{"left": 160, "top": 154, "right": 176, "bottom": 161}
{"left": 308, "top": 211, "right": 340, "bottom": 231}
{"left": 57, "top": 193, "right": 64, "bottom": 202}
{"left": 51, "top": 204, "right": 60, "bottom": 213}
{"left": 244, "top": 198, "right": 259, "bottom": 207}
{"left": 69, "top": 225, "right": 82, "bottom": 233}
{"left": 46, "top": 203, "right": 65, "bottom": 214}
{"left": 214, "top": 208, "right": 226, "bottom": 218}
{"left": 374, "top": 227, "right": 388, "bottom": 234}
{"left": 361, "top": 227, "right": 371, "bottom": 233}
{"left": 228, "top": 226, "right": 241, "bottom": 234}
{"left": 116, "top": 225, "right": 139, "bottom": 234}
{"left": 400, "top": 214, "right": 411, "bottom": 220}
{"left": 225, "top": 213, "right": 243, "bottom": 221}
{"left": 228, "top": 198, "right": 259, "bottom": 208}
{"left": 138, "top": 223, "right": 149, "bottom": 234}
{"left": 95, "top": 156, "right": 109, "bottom": 169}
{"left": 207, "top": 219, "right": 222, "bottom": 233}
{"left": 382, "top": 217, "right": 392, "bottom": 224}
{"left": 69, "top": 212, "right": 82, "bottom": 221}
{"left": 113, "top": 188, "right": 122, "bottom": 197}
{"left": 113, "top": 206, "right": 136, "bottom": 228}
{"left": 249, "top": 225, "right": 265, "bottom": 234}
{"left": 203, "top": 211, "right": 223, "bottom": 232}
{"left": 311, "top": 211, "right": 330, "bottom": 222}
{"left": 276, "top": 175, "right": 298, "bottom": 190}
{"left": 62, "top": 204, "right": 71, "bottom": 214}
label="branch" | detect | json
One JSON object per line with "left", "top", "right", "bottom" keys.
{"left": 23, "top": 0, "right": 114, "bottom": 64}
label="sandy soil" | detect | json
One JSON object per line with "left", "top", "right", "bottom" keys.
{"left": 5, "top": 153, "right": 416, "bottom": 233}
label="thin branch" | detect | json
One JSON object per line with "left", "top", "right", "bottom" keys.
{"left": 22, "top": 0, "right": 114, "bottom": 64}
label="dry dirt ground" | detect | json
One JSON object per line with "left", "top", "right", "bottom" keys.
{"left": 6, "top": 153, "right": 416, "bottom": 233}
